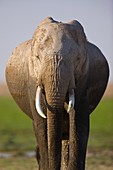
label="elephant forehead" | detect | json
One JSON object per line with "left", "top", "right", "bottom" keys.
{"left": 33, "top": 24, "right": 77, "bottom": 56}
{"left": 33, "top": 17, "right": 84, "bottom": 42}
{"left": 35, "top": 23, "right": 65, "bottom": 45}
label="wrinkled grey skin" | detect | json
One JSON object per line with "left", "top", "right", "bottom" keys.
{"left": 6, "top": 17, "right": 109, "bottom": 170}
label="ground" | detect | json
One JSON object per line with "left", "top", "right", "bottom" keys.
{"left": 0, "top": 83, "right": 113, "bottom": 169}
{"left": 0, "top": 150, "right": 113, "bottom": 170}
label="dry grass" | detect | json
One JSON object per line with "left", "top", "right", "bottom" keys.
{"left": 0, "top": 84, "right": 10, "bottom": 96}
{"left": 1, "top": 83, "right": 113, "bottom": 97}
{"left": 103, "top": 83, "right": 113, "bottom": 98}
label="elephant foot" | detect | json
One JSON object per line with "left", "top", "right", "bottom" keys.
{"left": 61, "top": 140, "right": 69, "bottom": 170}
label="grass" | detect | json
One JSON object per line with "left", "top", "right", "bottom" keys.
{"left": 88, "top": 98, "right": 113, "bottom": 150}
{"left": 0, "top": 96, "right": 36, "bottom": 152}
{"left": 0, "top": 96, "right": 113, "bottom": 169}
{"left": 0, "top": 156, "right": 113, "bottom": 170}
{"left": 0, "top": 157, "right": 38, "bottom": 170}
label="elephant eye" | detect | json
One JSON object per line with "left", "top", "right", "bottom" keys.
{"left": 36, "top": 55, "right": 39, "bottom": 59}
{"left": 77, "top": 56, "right": 80, "bottom": 61}
{"left": 36, "top": 55, "right": 41, "bottom": 62}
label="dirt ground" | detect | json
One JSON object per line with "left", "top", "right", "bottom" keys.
{"left": 0, "top": 150, "right": 113, "bottom": 170}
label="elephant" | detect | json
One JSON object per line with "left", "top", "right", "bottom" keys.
{"left": 6, "top": 17, "right": 109, "bottom": 170}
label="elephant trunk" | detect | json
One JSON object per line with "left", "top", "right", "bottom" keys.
{"left": 35, "top": 86, "right": 75, "bottom": 169}
{"left": 47, "top": 107, "right": 63, "bottom": 169}
{"left": 46, "top": 89, "right": 66, "bottom": 169}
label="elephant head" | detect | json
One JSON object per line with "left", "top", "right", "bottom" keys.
{"left": 32, "top": 17, "right": 88, "bottom": 114}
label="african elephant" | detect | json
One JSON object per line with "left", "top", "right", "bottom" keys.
{"left": 6, "top": 17, "right": 109, "bottom": 170}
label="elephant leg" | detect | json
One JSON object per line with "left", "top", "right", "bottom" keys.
{"left": 33, "top": 118, "right": 48, "bottom": 170}
{"left": 61, "top": 140, "right": 69, "bottom": 170}
{"left": 76, "top": 96, "right": 90, "bottom": 170}
{"left": 68, "top": 108, "right": 78, "bottom": 170}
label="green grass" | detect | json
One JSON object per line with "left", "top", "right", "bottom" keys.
{"left": 0, "top": 96, "right": 113, "bottom": 152}
{"left": 88, "top": 98, "right": 113, "bottom": 150}
{"left": 0, "top": 157, "right": 38, "bottom": 170}
{"left": 0, "top": 96, "right": 113, "bottom": 169}
{"left": 0, "top": 96, "right": 36, "bottom": 151}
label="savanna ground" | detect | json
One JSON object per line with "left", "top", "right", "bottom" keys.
{"left": 0, "top": 84, "right": 113, "bottom": 170}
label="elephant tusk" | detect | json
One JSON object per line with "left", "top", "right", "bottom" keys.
{"left": 67, "top": 89, "right": 75, "bottom": 113}
{"left": 35, "top": 86, "right": 46, "bottom": 119}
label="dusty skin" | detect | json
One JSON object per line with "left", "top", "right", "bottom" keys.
{"left": 6, "top": 17, "right": 109, "bottom": 170}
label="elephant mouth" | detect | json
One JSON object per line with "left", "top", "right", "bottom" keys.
{"left": 35, "top": 86, "right": 75, "bottom": 118}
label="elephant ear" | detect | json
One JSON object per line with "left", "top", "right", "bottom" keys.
{"left": 68, "top": 20, "right": 87, "bottom": 45}
{"left": 6, "top": 39, "right": 33, "bottom": 119}
{"left": 87, "top": 42, "right": 109, "bottom": 113}
{"left": 68, "top": 20, "right": 89, "bottom": 103}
